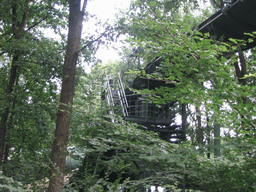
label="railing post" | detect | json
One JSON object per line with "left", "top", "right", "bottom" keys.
{"left": 117, "top": 72, "right": 129, "bottom": 116}
{"left": 181, "top": 103, "right": 187, "bottom": 140}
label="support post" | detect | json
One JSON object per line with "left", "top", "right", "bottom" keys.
{"left": 181, "top": 103, "right": 187, "bottom": 140}
{"left": 214, "top": 123, "right": 220, "bottom": 157}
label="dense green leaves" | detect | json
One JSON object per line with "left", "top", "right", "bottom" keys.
{"left": 114, "top": 1, "right": 256, "bottom": 190}
{"left": 0, "top": 0, "right": 256, "bottom": 191}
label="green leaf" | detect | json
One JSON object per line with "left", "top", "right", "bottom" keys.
{"left": 229, "top": 38, "right": 238, "bottom": 44}
{"left": 150, "top": 1, "right": 156, "bottom": 6}
{"left": 248, "top": 38, "right": 254, "bottom": 43}
{"left": 221, "top": 42, "right": 231, "bottom": 47}
{"left": 142, "top": 70, "right": 146, "bottom": 76}
{"left": 244, "top": 32, "right": 254, "bottom": 37}
{"left": 191, "top": 68, "right": 199, "bottom": 72}
{"left": 195, "top": 30, "right": 203, "bottom": 36}
{"left": 221, "top": 56, "right": 227, "bottom": 62}
{"left": 219, "top": 45, "right": 228, "bottom": 52}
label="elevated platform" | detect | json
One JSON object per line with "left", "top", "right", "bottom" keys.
{"left": 197, "top": 0, "right": 256, "bottom": 50}
{"left": 124, "top": 116, "right": 173, "bottom": 126}
{"left": 103, "top": 0, "right": 256, "bottom": 143}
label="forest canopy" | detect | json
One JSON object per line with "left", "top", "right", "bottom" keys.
{"left": 0, "top": 0, "right": 256, "bottom": 191}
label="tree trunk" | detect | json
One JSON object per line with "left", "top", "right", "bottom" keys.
{"left": 3, "top": 76, "right": 19, "bottom": 170}
{"left": 48, "top": 0, "right": 87, "bottom": 191}
{"left": 0, "top": 54, "right": 19, "bottom": 168}
{"left": 196, "top": 106, "right": 204, "bottom": 146}
{"left": 234, "top": 51, "right": 248, "bottom": 129}
{"left": 0, "top": 0, "right": 29, "bottom": 169}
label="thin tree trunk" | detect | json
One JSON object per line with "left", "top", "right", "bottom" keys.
{"left": 214, "top": 122, "right": 220, "bottom": 157}
{"left": 196, "top": 106, "right": 204, "bottom": 146}
{"left": 3, "top": 97, "right": 18, "bottom": 171}
{"left": 3, "top": 72, "right": 19, "bottom": 167}
{"left": 206, "top": 116, "right": 210, "bottom": 159}
{"left": 234, "top": 51, "right": 248, "bottom": 129}
{"left": 0, "top": 0, "right": 29, "bottom": 169}
{"left": 48, "top": 0, "right": 87, "bottom": 191}
{"left": 0, "top": 54, "right": 19, "bottom": 168}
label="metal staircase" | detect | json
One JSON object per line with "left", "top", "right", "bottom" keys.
{"left": 103, "top": 71, "right": 186, "bottom": 143}
{"left": 104, "top": 73, "right": 129, "bottom": 117}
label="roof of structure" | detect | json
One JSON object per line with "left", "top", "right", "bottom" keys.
{"left": 197, "top": 0, "right": 256, "bottom": 50}
{"left": 129, "top": 0, "right": 256, "bottom": 90}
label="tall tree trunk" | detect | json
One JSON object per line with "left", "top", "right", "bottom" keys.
{"left": 3, "top": 74, "right": 19, "bottom": 170}
{"left": 0, "top": 54, "right": 19, "bottom": 168}
{"left": 48, "top": 0, "right": 87, "bottom": 191}
{"left": 0, "top": 0, "right": 29, "bottom": 168}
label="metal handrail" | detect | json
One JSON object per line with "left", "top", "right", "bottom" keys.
{"left": 105, "top": 75, "right": 115, "bottom": 117}
{"left": 104, "top": 74, "right": 128, "bottom": 117}
{"left": 117, "top": 72, "right": 129, "bottom": 116}
{"left": 105, "top": 72, "right": 172, "bottom": 120}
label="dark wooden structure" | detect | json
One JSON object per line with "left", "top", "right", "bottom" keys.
{"left": 197, "top": 0, "right": 256, "bottom": 50}
{"left": 104, "top": 58, "right": 186, "bottom": 143}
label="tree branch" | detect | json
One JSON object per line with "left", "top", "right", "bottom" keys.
{"left": 142, "top": 2, "right": 198, "bottom": 61}
{"left": 211, "top": 0, "right": 220, "bottom": 8}
{"left": 79, "top": 31, "right": 107, "bottom": 53}
{"left": 26, "top": 16, "right": 47, "bottom": 32}
{"left": 81, "top": 0, "right": 88, "bottom": 16}
{"left": 211, "top": 0, "right": 224, "bottom": 9}
{"left": 0, "top": 52, "right": 5, "bottom": 57}
{"left": 18, "top": 0, "right": 30, "bottom": 34}
{"left": 227, "top": 99, "right": 256, "bottom": 129}
{"left": 12, "top": 3, "right": 19, "bottom": 37}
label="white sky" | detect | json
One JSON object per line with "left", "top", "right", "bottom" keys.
{"left": 85, "top": 0, "right": 212, "bottom": 65}
{"left": 86, "top": 0, "right": 131, "bottom": 64}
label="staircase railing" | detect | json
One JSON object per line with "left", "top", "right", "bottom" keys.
{"left": 104, "top": 73, "right": 129, "bottom": 117}
{"left": 105, "top": 75, "right": 115, "bottom": 116}
{"left": 117, "top": 72, "right": 129, "bottom": 117}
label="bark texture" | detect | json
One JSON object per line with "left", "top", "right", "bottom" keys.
{"left": 48, "top": 0, "right": 86, "bottom": 191}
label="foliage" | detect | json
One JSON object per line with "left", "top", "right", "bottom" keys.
{"left": 114, "top": 1, "right": 256, "bottom": 191}
{"left": 0, "top": 1, "right": 64, "bottom": 185}
{"left": 0, "top": 174, "right": 31, "bottom": 192}
{"left": 68, "top": 112, "right": 179, "bottom": 191}
{"left": 0, "top": 0, "right": 256, "bottom": 191}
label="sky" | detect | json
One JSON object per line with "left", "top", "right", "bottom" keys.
{"left": 85, "top": 0, "right": 212, "bottom": 65}
{"left": 86, "top": 0, "right": 132, "bottom": 64}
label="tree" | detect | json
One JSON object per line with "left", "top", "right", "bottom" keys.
{"left": 48, "top": 0, "right": 87, "bottom": 191}
{"left": 114, "top": 1, "right": 256, "bottom": 190}
{"left": 0, "top": 0, "right": 68, "bottom": 169}
{"left": 0, "top": 0, "right": 30, "bottom": 169}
